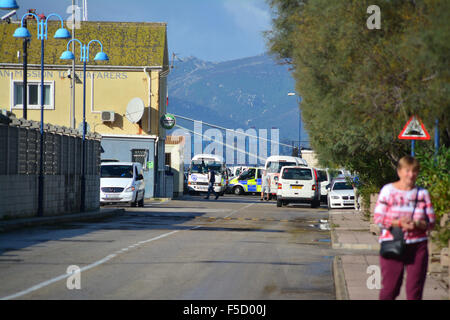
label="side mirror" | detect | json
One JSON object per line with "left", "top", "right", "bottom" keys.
{"left": 326, "top": 184, "right": 331, "bottom": 190}
{"left": 137, "top": 174, "right": 144, "bottom": 181}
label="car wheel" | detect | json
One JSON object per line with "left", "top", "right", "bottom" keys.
{"left": 233, "top": 186, "right": 244, "bottom": 195}
{"left": 130, "top": 195, "right": 138, "bottom": 207}
{"left": 276, "top": 199, "right": 282, "bottom": 207}
{"left": 283, "top": 201, "right": 289, "bottom": 207}
{"left": 311, "top": 200, "right": 320, "bottom": 208}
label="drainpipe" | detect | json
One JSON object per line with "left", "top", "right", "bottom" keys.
{"left": 144, "top": 67, "right": 152, "bottom": 132}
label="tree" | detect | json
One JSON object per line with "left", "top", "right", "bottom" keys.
{"left": 265, "top": 0, "right": 449, "bottom": 189}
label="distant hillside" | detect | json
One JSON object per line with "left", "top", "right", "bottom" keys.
{"left": 167, "top": 54, "right": 309, "bottom": 147}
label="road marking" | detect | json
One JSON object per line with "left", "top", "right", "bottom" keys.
{"left": 223, "top": 203, "right": 254, "bottom": 219}
{"left": 0, "top": 229, "right": 180, "bottom": 300}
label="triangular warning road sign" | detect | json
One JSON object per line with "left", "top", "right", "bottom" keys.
{"left": 398, "top": 116, "right": 431, "bottom": 140}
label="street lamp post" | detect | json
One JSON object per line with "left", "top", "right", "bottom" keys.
{"left": 60, "top": 39, "right": 109, "bottom": 211}
{"left": 13, "top": 12, "right": 70, "bottom": 217}
{"left": 288, "top": 92, "right": 302, "bottom": 157}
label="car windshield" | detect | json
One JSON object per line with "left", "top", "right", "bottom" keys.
{"left": 266, "top": 161, "right": 297, "bottom": 173}
{"left": 238, "top": 169, "right": 256, "bottom": 180}
{"left": 333, "top": 182, "right": 353, "bottom": 190}
{"left": 101, "top": 165, "right": 133, "bottom": 178}
{"left": 190, "top": 160, "right": 223, "bottom": 174}
{"left": 282, "top": 168, "right": 312, "bottom": 180}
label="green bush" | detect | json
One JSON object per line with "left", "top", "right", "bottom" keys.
{"left": 416, "top": 146, "right": 450, "bottom": 246}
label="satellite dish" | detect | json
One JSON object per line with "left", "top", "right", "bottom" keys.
{"left": 77, "top": 122, "right": 90, "bottom": 134}
{"left": 125, "top": 97, "right": 145, "bottom": 123}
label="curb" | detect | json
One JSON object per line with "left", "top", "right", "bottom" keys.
{"left": 333, "top": 256, "right": 350, "bottom": 300}
{"left": 147, "top": 198, "right": 171, "bottom": 203}
{"left": 330, "top": 229, "right": 380, "bottom": 251}
{"left": 0, "top": 208, "right": 124, "bottom": 233}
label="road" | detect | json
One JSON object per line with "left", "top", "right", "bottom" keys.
{"left": 0, "top": 195, "right": 335, "bottom": 300}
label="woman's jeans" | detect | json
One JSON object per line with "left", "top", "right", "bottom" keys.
{"left": 379, "top": 240, "right": 428, "bottom": 300}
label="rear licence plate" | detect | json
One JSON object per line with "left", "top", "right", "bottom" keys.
{"left": 291, "top": 185, "right": 303, "bottom": 189}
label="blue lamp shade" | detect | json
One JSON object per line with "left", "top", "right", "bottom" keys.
{"left": 94, "top": 51, "right": 109, "bottom": 62}
{"left": 54, "top": 28, "right": 71, "bottom": 39}
{"left": 0, "top": 0, "right": 19, "bottom": 9}
{"left": 13, "top": 27, "right": 31, "bottom": 38}
{"left": 60, "top": 50, "right": 75, "bottom": 60}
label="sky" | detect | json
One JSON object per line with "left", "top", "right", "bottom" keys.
{"left": 9, "top": 0, "right": 273, "bottom": 62}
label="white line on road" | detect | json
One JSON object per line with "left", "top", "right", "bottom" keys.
{"left": 224, "top": 203, "right": 255, "bottom": 218}
{"left": 0, "top": 230, "right": 180, "bottom": 300}
{"left": 1, "top": 203, "right": 254, "bottom": 300}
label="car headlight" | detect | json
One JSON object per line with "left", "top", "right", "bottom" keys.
{"left": 125, "top": 186, "right": 135, "bottom": 192}
{"left": 331, "top": 196, "right": 340, "bottom": 199}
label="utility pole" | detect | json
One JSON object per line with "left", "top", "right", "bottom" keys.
{"left": 71, "top": 0, "right": 76, "bottom": 128}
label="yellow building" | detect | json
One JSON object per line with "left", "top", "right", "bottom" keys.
{"left": 0, "top": 21, "right": 170, "bottom": 197}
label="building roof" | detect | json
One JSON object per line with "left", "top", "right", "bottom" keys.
{"left": 166, "top": 135, "right": 186, "bottom": 145}
{"left": 0, "top": 21, "right": 168, "bottom": 68}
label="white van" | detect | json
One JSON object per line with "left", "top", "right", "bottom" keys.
{"left": 265, "top": 155, "right": 308, "bottom": 199}
{"left": 187, "top": 154, "right": 227, "bottom": 195}
{"left": 276, "top": 166, "right": 320, "bottom": 208}
{"left": 100, "top": 162, "right": 145, "bottom": 207}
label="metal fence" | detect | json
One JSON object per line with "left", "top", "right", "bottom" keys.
{"left": 0, "top": 115, "right": 100, "bottom": 176}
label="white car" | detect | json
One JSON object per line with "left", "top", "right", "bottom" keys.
{"left": 100, "top": 162, "right": 145, "bottom": 207}
{"left": 326, "top": 179, "right": 355, "bottom": 209}
{"left": 276, "top": 166, "right": 320, "bottom": 208}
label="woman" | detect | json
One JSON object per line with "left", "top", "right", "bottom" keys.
{"left": 373, "top": 155, "right": 435, "bottom": 300}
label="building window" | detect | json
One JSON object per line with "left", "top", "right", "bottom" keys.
{"left": 12, "top": 80, "right": 54, "bottom": 110}
{"left": 165, "top": 152, "right": 171, "bottom": 167}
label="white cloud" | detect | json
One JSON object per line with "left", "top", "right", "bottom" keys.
{"left": 222, "top": 0, "right": 271, "bottom": 34}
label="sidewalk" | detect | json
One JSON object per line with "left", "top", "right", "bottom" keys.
{"left": 330, "top": 209, "right": 449, "bottom": 300}
{"left": 0, "top": 207, "right": 124, "bottom": 233}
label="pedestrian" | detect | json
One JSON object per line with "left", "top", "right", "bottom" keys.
{"left": 373, "top": 155, "right": 435, "bottom": 300}
{"left": 204, "top": 167, "right": 219, "bottom": 200}
{"left": 261, "top": 169, "right": 271, "bottom": 201}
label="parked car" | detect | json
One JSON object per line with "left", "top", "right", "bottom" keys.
{"left": 100, "top": 162, "right": 145, "bottom": 207}
{"left": 276, "top": 166, "right": 320, "bottom": 208}
{"left": 227, "top": 166, "right": 264, "bottom": 195}
{"left": 326, "top": 178, "right": 355, "bottom": 209}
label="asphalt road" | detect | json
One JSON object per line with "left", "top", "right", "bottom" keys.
{"left": 0, "top": 195, "right": 336, "bottom": 300}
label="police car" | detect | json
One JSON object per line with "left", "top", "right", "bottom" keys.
{"left": 227, "top": 167, "right": 265, "bottom": 195}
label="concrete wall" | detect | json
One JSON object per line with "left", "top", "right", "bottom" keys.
{"left": 0, "top": 115, "right": 101, "bottom": 219}
{"left": 301, "top": 150, "right": 319, "bottom": 168}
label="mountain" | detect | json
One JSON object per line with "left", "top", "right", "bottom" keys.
{"left": 167, "top": 53, "right": 309, "bottom": 147}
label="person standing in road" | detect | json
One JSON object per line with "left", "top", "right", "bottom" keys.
{"left": 261, "top": 170, "right": 271, "bottom": 201}
{"left": 374, "top": 156, "right": 435, "bottom": 300}
{"left": 204, "top": 167, "right": 219, "bottom": 200}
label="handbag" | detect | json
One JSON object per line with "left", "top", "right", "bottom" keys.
{"left": 380, "top": 188, "right": 419, "bottom": 259}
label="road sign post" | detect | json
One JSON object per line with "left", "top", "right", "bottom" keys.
{"left": 398, "top": 115, "right": 431, "bottom": 157}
